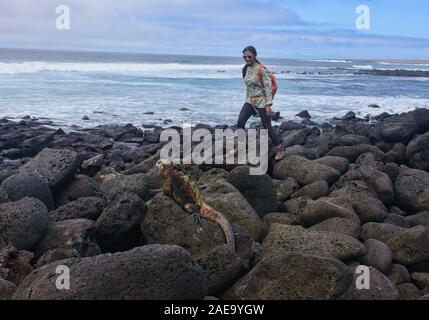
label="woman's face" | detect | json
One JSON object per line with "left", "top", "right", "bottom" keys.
{"left": 243, "top": 50, "right": 255, "bottom": 65}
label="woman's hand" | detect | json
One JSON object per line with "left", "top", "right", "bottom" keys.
{"left": 265, "top": 104, "right": 273, "bottom": 116}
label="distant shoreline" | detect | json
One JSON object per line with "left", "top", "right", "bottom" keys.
{"left": 1, "top": 47, "right": 429, "bottom": 65}
{"left": 354, "top": 69, "right": 429, "bottom": 78}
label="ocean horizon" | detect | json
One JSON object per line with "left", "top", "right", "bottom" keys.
{"left": 1, "top": 47, "right": 428, "bottom": 130}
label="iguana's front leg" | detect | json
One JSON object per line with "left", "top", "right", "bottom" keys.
{"left": 184, "top": 203, "right": 203, "bottom": 234}
{"left": 184, "top": 203, "right": 202, "bottom": 226}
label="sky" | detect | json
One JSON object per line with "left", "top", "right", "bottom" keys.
{"left": 0, "top": 0, "right": 428, "bottom": 59}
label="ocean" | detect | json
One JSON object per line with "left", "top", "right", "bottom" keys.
{"left": 0, "top": 48, "right": 428, "bottom": 129}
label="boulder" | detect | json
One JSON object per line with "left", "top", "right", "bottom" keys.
{"left": 96, "top": 193, "right": 147, "bottom": 252}
{"left": 142, "top": 193, "right": 256, "bottom": 265}
{"left": 123, "top": 151, "right": 161, "bottom": 175}
{"left": 373, "top": 112, "right": 394, "bottom": 121}
{"left": 380, "top": 162, "right": 400, "bottom": 182}
{"left": 143, "top": 166, "right": 163, "bottom": 189}
{"left": 198, "top": 168, "right": 229, "bottom": 186}
{"left": 360, "top": 223, "right": 404, "bottom": 243}
{"left": 0, "top": 173, "right": 54, "bottom": 211}
{"left": 291, "top": 180, "right": 329, "bottom": 200}
{"left": 406, "top": 211, "right": 429, "bottom": 228}
{"left": 330, "top": 169, "right": 364, "bottom": 190}
{"left": 342, "top": 111, "right": 356, "bottom": 120}
{"left": 34, "top": 219, "right": 100, "bottom": 259}
{"left": 313, "top": 156, "right": 350, "bottom": 174}
{"left": 54, "top": 174, "right": 98, "bottom": 207}
{"left": 272, "top": 177, "right": 300, "bottom": 202}
{"left": 202, "top": 179, "right": 267, "bottom": 241}
{"left": 13, "top": 245, "right": 208, "bottom": 300}
{"left": 387, "top": 264, "right": 411, "bottom": 285}
{"left": 223, "top": 253, "right": 352, "bottom": 300}
{"left": 49, "top": 197, "right": 105, "bottom": 222}
{"left": 356, "top": 165, "right": 394, "bottom": 205}
{"left": 19, "top": 148, "right": 80, "bottom": 189}
{"left": 273, "top": 156, "right": 340, "bottom": 186}
{"left": 262, "top": 212, "right": 300, "bottom": 227}
{"left": 355, "top": 151, "right": 385, "bottom": 168}
{"left": 409, "top": 108, "right": 429, "bottom": 134}
{"left": 226, "top": 166, "right": 277, "bottom": 218}
{"left": 21, "top": 131, "right": 56, "bottom": 157}
{"left": 0, "top": 246, "right": 34, "bottom": 285}
{"left": 296, "top": 110, "right": 311, "bottom": 119}
{"left": 395, "top": 166, "right": 429, "bottom": 213}
{"left": 341, "top": 266, "right": 399, "bottom": 300}
{"left": 385, "top": 143, "right": 406, "bottom": 164}
{"left": 279, "top": 121, "right": 306, "bottom": 131}
{"left": 100, "top": 173, "right": 150, "bottom": 201}
{"left": 36, "top": 248, "right": 80, "bottom": 268}
{"left": 389, "top": 205, "right": 408, "bottom": 216}
{"left": 411, "top": 272, "right": 429, "bottom": 290}
{"left": 387, "top": 226, "right": 429, "bottom": 265}
{"left": 195, "top": 245, "right": 245, "bottom": 296}
{"left": 309, "top": 218, "right": 360, "bottom": 239}
{"left": 0, "top": 197, "right": 48, "bottom": 250}
{"left": 0, "top": 278, "right": 16, "bottom": 300}
{"left": 397, "top": 283, "right": 421, "bottom": 300}
{"left": 406, "top": 132, "right": 429, "bottom": 171}
{"left": 330, "top": 182, "right": 388, "bottom": 223}
{"left": 299, "top": 196, "right": 359, "bottom": 227}
{"left": 329, "top": 134, "right": 370, "bottom": 147}
{"left": 284, "top": 196, "right": 311, "bottom": 216}
{"left": 380, "top": 113, "right": 415, "bottom": 143}
{"left": 80, "top": 154, "right": 104, "bottom": 176}
{"left": 282, "top": 128, "right": 312, "bottom": 147}
{"left": 259, "top": 224, "right": 365, "bottom": 261}
{"left": 326, "top": 144, "right": 385, "bottom": 162}
{"left": 384, "top": 214, "right": 411, "bottom": 228}
{"left": 280, "top": 145, "right": 314, "bottom": 160}
{"left": 359, "top": 239, "right": 392, "bottom": 274}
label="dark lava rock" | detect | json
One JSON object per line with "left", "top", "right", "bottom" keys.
{"left": 0, "top": 197, "right": 48, "bottom": 250}
{"left": 1, "top": 173, "right": 55, "bottom": 211}
{"left": 13, "top": 245, "right": 208, "bottom": 300}
{"left": 19, "top": 148, "right": 80, "bottom": 189}
{"left": 296, "top": 110, "right": 311, "bottom": 119}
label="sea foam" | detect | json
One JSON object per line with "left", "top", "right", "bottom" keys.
{"left": 0, "top": 61, "right": 243, "bottom": 75}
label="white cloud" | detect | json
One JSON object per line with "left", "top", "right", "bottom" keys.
{"left": 0, "top": 0, "right": 428, "bottom": 58}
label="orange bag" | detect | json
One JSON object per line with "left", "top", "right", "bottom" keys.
{"left": 257, "top": 64, "right": 278, "bottom": 99}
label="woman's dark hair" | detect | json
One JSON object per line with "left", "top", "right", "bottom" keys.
{"left": 242, "top": 46, "right": 261, "bottom": 78}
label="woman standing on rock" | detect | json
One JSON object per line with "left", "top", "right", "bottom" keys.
{"left": 237, "top": 46, "right": 285, "bottom": 161}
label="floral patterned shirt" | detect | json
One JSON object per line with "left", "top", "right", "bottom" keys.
{"left": 244, "top": 64, "right": 273, "bottom": 109}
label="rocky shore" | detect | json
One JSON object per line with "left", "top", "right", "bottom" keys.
{"left": 1, "top": 108, "right": 429, "bottom": 300}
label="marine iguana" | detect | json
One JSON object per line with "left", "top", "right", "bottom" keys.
{"left": 156, "top": 159, "right": 236, "bottom": 252}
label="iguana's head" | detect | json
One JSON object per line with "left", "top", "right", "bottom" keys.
{"left": 156, "top": 159, "right": 173, "bottom": 175}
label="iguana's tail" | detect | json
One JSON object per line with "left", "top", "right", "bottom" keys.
{"left": 200, "top": 203, "right": 236, "bottom": 253}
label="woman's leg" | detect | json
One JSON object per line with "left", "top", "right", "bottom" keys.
{"left": 258, "top": 108, "right": 281, "bottom": 146}
{"left": 237, "top": 103, "right": 255, "bottom": 129}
